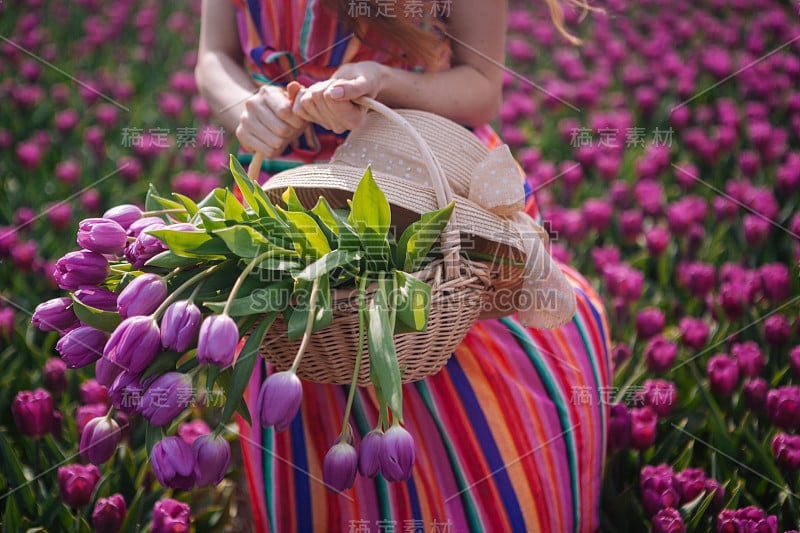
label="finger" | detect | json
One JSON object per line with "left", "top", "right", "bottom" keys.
{"left": 286, "top": 81, "right": 303, "bottom": 103}
{"left": 325, "top": 76, "right": 373, "bottom": 101}
{"left": 261, "top": 89, "right": 306, "bottom": 131}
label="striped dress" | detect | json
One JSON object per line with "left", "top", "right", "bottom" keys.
{"left": 232, "top": 2, "right": 613, "bottom": 531}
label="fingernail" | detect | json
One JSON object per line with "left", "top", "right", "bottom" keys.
{"left": 328, "top": 86, "right": 345, "bottom": 99}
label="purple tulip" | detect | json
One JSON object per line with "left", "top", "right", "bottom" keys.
{"left": 591, "top": 245, "right": 620, "bottom": 274}
{"left": 717, "top": 507, "right": 777, "bottom": 533}
{"left": 12, "top": 388, "right": 53, "bottom": 439}
{"left": 651, "top": 508, "right": 685, "bottom": 533}
{"left": 772, "top": 433, "right": 800, "bottom": 471}
{"left": 645, "top": 227, "right": 670, "bottom": 257}
{"left": 604, "top": 263, "right": 644, "bottom": 303}
{"left": 608, "top": 403, "right": 631, "bottom": 451}
{"left": 640, "top": 379, "right": 677, "bottom": 418}
{"left": 582, "top": 198, "right": 613, "bottom": 232}
{"left": 743, "top": 215, "right": 770, "bottom": 246}
{"left": 73, "top": 286, "right": 118, "bottom": 312}
{"left": 151, "top": 436, "right": 196, "bottom": 490}
{"left": 640, "top": 464, "right": 679, "bottom": 516}
{"left": 742, "top": 378, "right": 768, "bottom": 412}
{"left": 151, "top": 498, "right": 191, "bottom": 533}
{"left": 760, "top": 263, "right": 791, "bottom": 303}
{"left": 55, "top": 159, "right": 80, "bottom": 185}
{"left": 54, "top": 250, "right": 109, "bottom": 290}
{"left": 178, "top": 419, "right": 211, "bottom": 446}
{"left": 707, "top": 354, "right": 739, "bottom": 397}
{"left": 103, "top": 316, "right": 161, "bottom": 375}
{"left": 678, "top": 317, "right": 709, "bottom": 350}
{"left": 48, "top": 203, "right": 72, "bottom": 231}
{"left": 43, "top": 357, "right": 67, "bottom": 395}
{"left": 192, "top": 433, "right": 231, "bottom": 487}
{"left": 704, "top": 478, "right": 725, "bottom": 513}
{"left": 764, "top": 314, "right": 791, "bottom": 347}
{"left": 0, "top": 308, "right": 14, "bottom": 338}
{"left": 196, "top": 314, "right": 239, "bottom": 367}
{"left": 619, "top": 209, "right": 644, "bottom": 242}
{"left": 109, "top": 371, "right": 146, "bottom": 415}
{"left": 676, "top": 261, "right": 716, "bottom": 298}
{"left": 674, "top": 467, "right": 706, "bottom": 503}
{"left": 56, "top": 326, "right": 108, "bottom": 369}
{"left": 732, "top": 341, "right": 765, "bottom": 377}
{"left": 767, "top": 386, "right": 800, "bottom": 432}
{"left": 789, "top": 346, "right": 800, "bottom": 380}
{"left": 80, "top": 415, "right": 121, "bottom": 464}
{"left": 380, "top": 425, "right": 416, "bottom": 482}
{"left": 161, "top": 300, "right": 202, "bottom": 352}
{"left": 257, "top": 371, "right": 303, "bottom": 432}
{"left": 613, "top": 343, "right": 632, "bottom": 366}
{"left": 630, "top": 406, "right": 657, "bottom": 451}
{"left": 76, "top": 403, "right": 108, "bottom": 436}
{"left": 79, "top": 379, "right": 109, "bottom": 406}
{"left": 323, "top": 442, "right": 358, "bottom": 491}
{"left": 58, "top": 464, "right": 101, "bottom": 508}
{"left": 125, "top": 223, "right": 167, "bottom": 268}
{"left": 636, "top": 308, "right": 666, "bottom": 340}
{"left": 103, "top": 204, "right": 142, "bottom": 230}
{"left": 358, "top": 430, "right": 384, "bottom": 478}
{"left": 92, "top": 494, "right": 127, "bottom": 533}
{"left": 32, "top": 297, "right": 79, "bottom": 332}
{"left": 95, "top": 356, "right": 124, "bottom": 388}
{"left": 645, "top": 336, "right": 678, "bottom": 374}
{"left": 117, "top": 273, "right": 167, "bottom": 319}
{"left": 77, "top": 218, "right": 128, "bottom": 255}
{"left": 127, "top": 216, "right": 167, "bottom": 238}
{"left": 141, "top": 372, "right": 194, "bottom": 426}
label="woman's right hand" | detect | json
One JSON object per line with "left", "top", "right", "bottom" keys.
{"left": 235, "top": 84, "right": 308, "bottom": 159}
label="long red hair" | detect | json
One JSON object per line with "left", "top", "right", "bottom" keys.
{"left": 323, "top": 0, "right": 592, "bottom": 70}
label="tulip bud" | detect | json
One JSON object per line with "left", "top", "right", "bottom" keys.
{"left": 12, "top": 388, "right": 53, "bottom": 439}
{"left": 54, "top": 250, "right": 109, "bottom": 290}
{"left": 79, "top": 379, "right": 109, "bottom": 406}
{"left": 178, "top": 419, "right": 211, "bottom": 446}
{"left": 95, "top": 356, "right": 124, "bottom": 388}
{"left": 608, "top": 403, "right": 631, "bottom": 451}
{"left": 151, "top": 498, "right": 191, "bottom": 533}
{"left": 764, "top": 314, "right": 792, "bottom": 347}
{"left": 196, "top": 314, "right": 239, "bottom": 367}
{"left": 678, "top": 317, "right": 709, "bottom": 350}
{"left": 161, "top": 300, "right": 202, "bottom": 352}
{"left": 704, "top": 478, "right": 725, "bottom": 513}
{"left": 117, "top": 273, "right": 167, "bottom": 318}
{"left": 56, "top": 326, "right": 108, "bottom": 369}
{"left": 644, "top": 336, "right": 678, "bottom": 374}
{"left": 73, "top": 286, "right": 118, "bottom": 312}
{"left": 92, "top": 493, "right": 127, "bottom": 533}
{"left": 58, "top": 464, "right": 101, "bottom": 508}
{"left": 645, "top": 227, "right": 670, "bottom": 257}
{"left": 742, "top": 378, "right": 768, "bottom": 412}
{"left": 103, "top": 315, "right": 161, "bottom": 374}
{"left": 635, "top": 308, "right": 665, "bottom": 340}
{"left": 77, "top": 217, "right": 128, "bottom": 255}
{"left": 125, "top": 223, "right": 167, "bottom": 268}
{"left": 150, "top": 436, "right": 196, "bottom": 490}
{"left": 630, "top": 406, "right": 657, "bottom": 451}
{"left": 381, "top": 425, "right": 415, "bottom": 482}
{"left": 32, "top": 297, "right": 79, "bottom": 332}
{"left": 103, "top": 204, "right": 142, "bottom": 230}
{"left": 141, "top": 372, "right": 194, "bottom": 426}
{"left": 80, "top": 416, "right": 121, "bottom": 465}
{"left": 732, "top": 341, "right": 765, "bottom": 377}
{"left": 707, "top": 354, "right": 739, "bottom": 397}
{"left": 767, "top": 386, "right": 800, "bottom": 432}
{"left": 674, "top": 467, "right": 706, "bottom": 503}
{"left": 76, "top": 403, "right": 108, "bottom": 435}
{"left": 323, "top": 442, "right": 358, "bottom": 491}
{"left": 358, "top": 430, "right": 384, "bottom": 478}
{"left": 192, "top": 433, "right": 231, "bottom": 486}
{"left": 640, "top": 379, "right": 677, "bottom": 418}
{"left": 127, "top": 216, "right": 167, "bottom": 238}
{"left": 109, "top": 371, "right": 146, "bottom": 415}
{"left": 0, "top": 308, "right": 14, "bottom": 338}
{"left": 772, "top": 433, "right": 800, "bottom": 471}
{"left": 717, "top": 507, "right": 777, "bottom": 532}
{"left": 43, "top": 357, "right": 67, "bottom": 395}
{"left": 650, "top": 508, "right": 685, "bottom": 533}
{"left": 257, "top": 371, "right": 303, "bottom": 432}
{"left": 640, "top": 464, "right": 678, "bottom": 517}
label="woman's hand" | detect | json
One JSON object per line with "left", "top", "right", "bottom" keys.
{"left": 235, "top": 84, "right": 308, "bottom": 159}
{"left": 290, "top": 61, "right": 387, "bottom": 133}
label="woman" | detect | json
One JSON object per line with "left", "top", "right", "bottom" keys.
{"left": 196, "top": 1, "right": 611, "bottom": 531}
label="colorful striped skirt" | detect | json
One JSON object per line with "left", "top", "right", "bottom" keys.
{"left": 238, "top": 264, "right": 612, "bottom": 533}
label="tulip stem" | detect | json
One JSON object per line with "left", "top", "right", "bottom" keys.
{"left": 33, "top": 438, "right": 40, "bottom": 479}
{"left": 289, "top": 276, "right": 321, "bottom": 374}
{"left": 223, "top": 251, "right": 274, "bottom": 316}
{"left": 152, "top": 261, "right": 230, "bottom": 318}
{"left": 339, "top": 275, "right": 368, "bottom": 443}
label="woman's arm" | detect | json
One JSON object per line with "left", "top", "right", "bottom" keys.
{"left": 291, "top": 0, "right": 508, "bottom": 131}
{"left": 195, "top": 0, "right": 307, "bottom": 157}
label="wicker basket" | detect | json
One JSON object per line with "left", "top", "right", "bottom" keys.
{"left": 255, "top": 98, "right": 489, "bottom": 385}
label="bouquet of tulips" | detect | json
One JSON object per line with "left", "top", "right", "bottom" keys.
{"left": 32, "top": 156, "right": 454, "bottom": 492}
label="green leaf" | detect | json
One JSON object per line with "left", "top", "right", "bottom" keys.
{"left": 367, "top": 277, "right": 403, "bottom": 419}
{"left": 396, "top": 201, "right": 455, "bottom": 272}
{"left": 310, "top": 196, "right": 341, "bottom": 236}
{"left": 280, "top": 209, "right": 332, "bottom": 262}
{"left": 220, "top": 314, "right": 276, "bottom": 425}
{"left": 0, "top": 430, "right": 35, "bottom": 516}
{"left": 287, "top": 276, "right": 332, "bottom": 341}
{"left": 194, "top": 207, "right": 227, "bottom": 231}
{"left": 145, "top": 251, "right": 203, "bottom": 268}
{"left": 229, "top": 155, "right": 281, "bottom": 218}
{"left": 145, "top": 183, "right": 162, "bottom": 212}
{"left": 295, "top": 250, "right": 360, "bottom": 282}
{"left": 70, "top": 296, "right": 121, "bottom": 333}
{"left": 214, "top": 225, "right": 274, "bottom": 258}
{"left": 172, "top": 193, "right": 199, "bottom": 216}
{"left": 394, "top": 271, "right": 432, "bottom": 332}
{"left": 282, "top": 186, "right": 305, "bottom": 212}
{"left": 224, "top": 189, "right": 247, "bottom": 221}
{"left": 349, "top": 166, "right": 390, "bottom": 237}
{"left": 204, "top": 280, "right": 292, "bottom": 316}
{"left": 145, "top": 422, "right": 161, "bottom": 455}
{"left": 146, "top": 228, "right": 221, "bottom": 258}
{"left": 3, "top": 493, "right": 22, "bottom": 533}
{"left": 196, "top": 189, "right": 226, "bottom": 210}
{"left": 141, "top": 350, "right": 183, "bottom": 379}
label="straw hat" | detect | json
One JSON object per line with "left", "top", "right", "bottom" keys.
{"left": 262, "top": 106, "right": 576, "bottom": 329}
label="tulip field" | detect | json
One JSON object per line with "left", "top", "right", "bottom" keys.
{"left": 2, "top": 0, "right": 800, "bottom": 531}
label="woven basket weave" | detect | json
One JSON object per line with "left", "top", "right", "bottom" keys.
{"left": 255, "top": 98, "right": 489, "bottom": 385}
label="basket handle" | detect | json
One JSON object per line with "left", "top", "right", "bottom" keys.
{"left": 352, "top": 96, "right": 461, "bottom": 279}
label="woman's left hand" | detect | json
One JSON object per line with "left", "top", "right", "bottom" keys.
{"left": 290, "top": 61, "right": 386, "bottom": 133}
